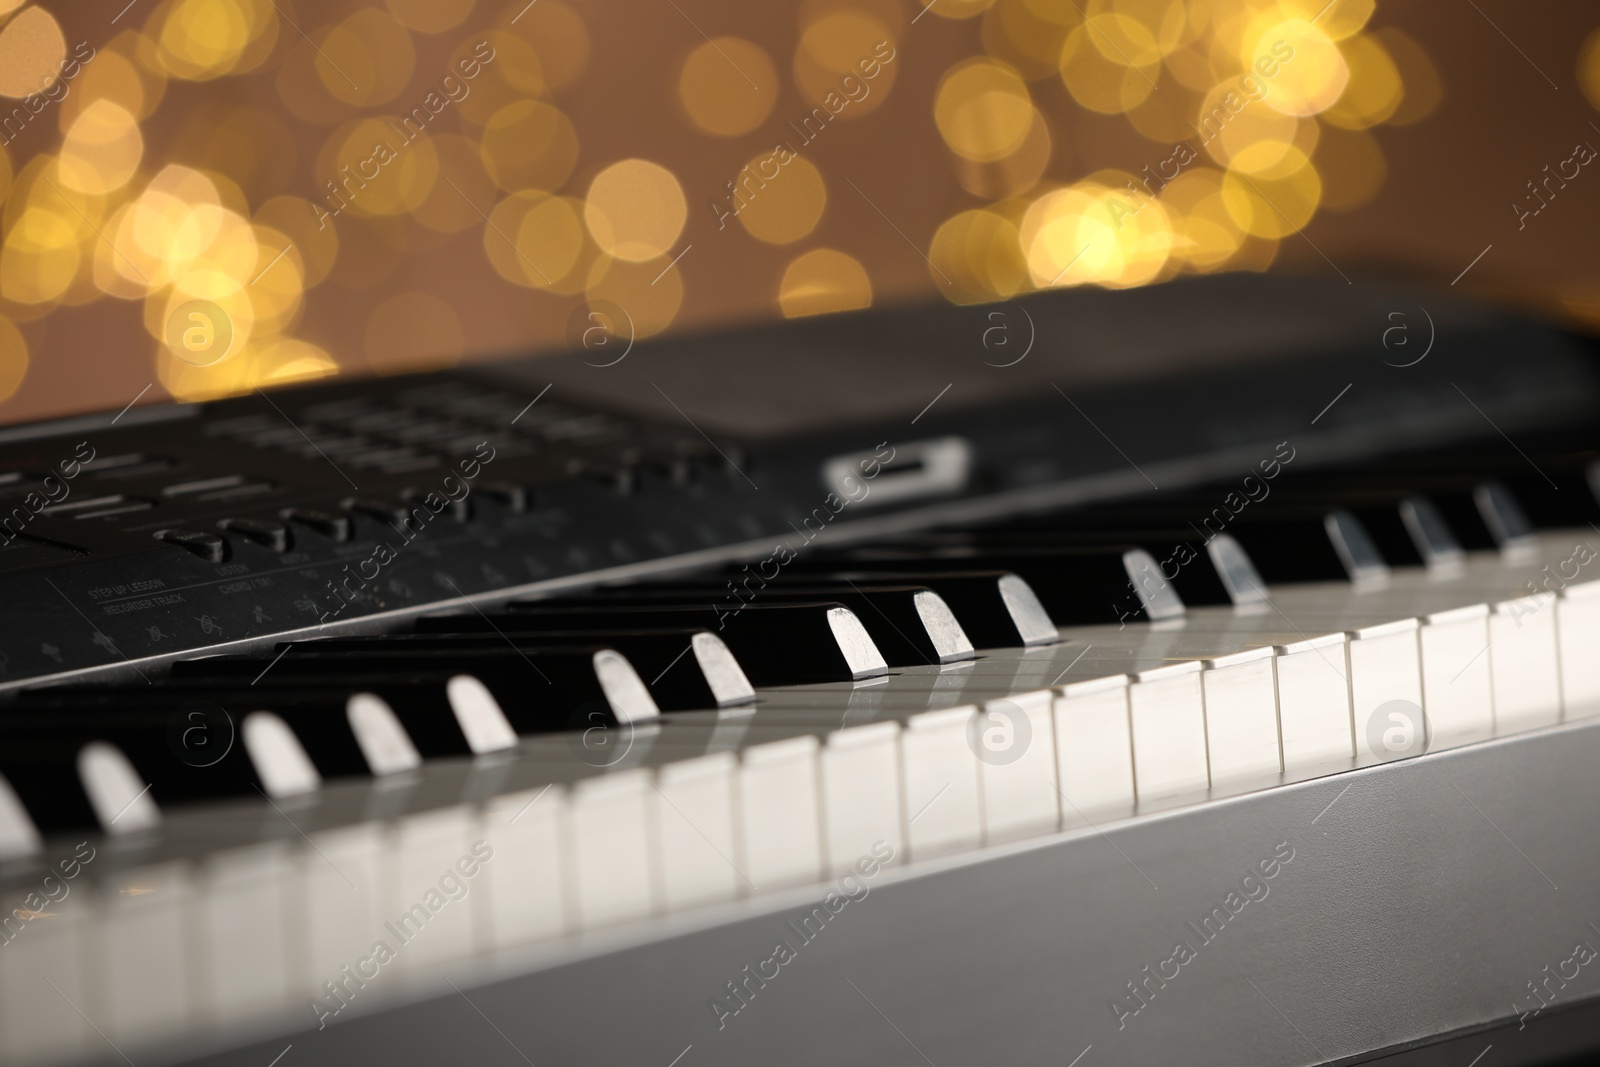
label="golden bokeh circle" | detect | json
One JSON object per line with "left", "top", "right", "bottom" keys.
{"left": 1322, "top": 33, "right": 1402, "bottom": 130}
{"left": 0, "top": 6, "right": 66, "bottom": 98}
{"left": 929, "top": 208, "right": 1029, "bottom": 303}
{"left": 385, "top": 0, "right": 475, "bottom": 34}
{"left": 584, "top": 159, "right": 688, "bottom": 263}
{"left": 778, "top": 249, "right": 872, "bottom": 318}
{"left": 58, "top": 100, "right": 144, "bottom": 195}
{"left": 794, "top": 10, "right": 898, "bottom": 119}
{"left": 679, "top": 38, "right": 779, "bottom": 137}
{"left": 935, "top": 58, "right": 1035, "bottom": 163}
{"left": 586, "top": 255, "right": 684, "bottom": 339}
{"left": 480, "top": 100, "right": 580, "bottom": 192}
{"left": 734, "top": 153, "right": 827, "bottom": 245}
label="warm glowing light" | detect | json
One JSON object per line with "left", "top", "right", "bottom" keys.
{"left": 152, "top": 0, "right": 273, "bottom": 82}
{"left": 951, "top": 107, "right": 1052, "bottom": 199}
{"left": 586, "top": 255, "right": 684, "bottom": 338}
{"left": 584, "top": 159, "right": 688, "bottom": 263}
{"left": 935, "top": 59, "right": 1034, "bottom": 163}
{"left": 314, "top": 8, "right": 416, "bottom": 107}
{"left": 778, "top": 248, "right": 872, "bottom": 317}
{"left": 254, "top": 196, "right": 339, "bottom": 287}
{"left": 980, "top": 0, "right": 1078, "bottom": 81}
{"left": 0, "top": 317, "right": 27, "bottom": 404}
{"left": 679, "top": 38, "right": 779, "bottom": 137}
{"left": 928, "top": 208, "right": 1029, "bottom": 303}
{"left": 58, "top": 100, "right": 143, "bottom": 194}
{"left": 1250, "top": 20, "right": 1348, "bottom": 117}
{"left": 0, "top": 6, "right": 66, "bottom": 98}
{"left": 732, "top": 154, "right": 827, "bottom": 246}
{"left": 484, "top": 191, "right": 589, "bottom": 291}
{"left": 1322, "top": 33, "right": 1402, "bottom": 129}
{"left": 794, "top": 10, "right": 898, "bottom": 119}
{"left": 2, "top": 206, "right": 80, "bottom": 304}
{"left": 479, "top": 100, "right": 579, "bottom": 192}
{"left": 1059, "top": 22, "right": 1156, "bottom": 114}
{"left": 1220, "top": 148, "right": 1323, "bottom": 238}
{"left": 507, "top": 1, "right": 590, "bottom": 91}
{"left": 385, "top": 0, "right": 475, "bottom": 34}
{"left": 1020, "top": 178, "right": 1173, "bottom": 289}
{"left": 324, "top": 117, "right": 440, "bottom": 216}
{"left": 1159, "top": 168, "right": 1246, "bottom": 268}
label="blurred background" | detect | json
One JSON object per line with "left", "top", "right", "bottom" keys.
{"left": 0, "top": 0, "right": 1596, "bottom": 425}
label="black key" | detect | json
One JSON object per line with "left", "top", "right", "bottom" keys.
{"left": 1223, "top": 509, "right": 1390, "bottom": 585}
{"left": 0, "top": 737, "right": 136, "bottom": 834}
{"left": 490, "top": 601, "right": 888, "bottom": 684}
{"left": 0, "top": 708, "right": 261, "bottom": 806}
{"left": 793, "top": 545, "right": 1185, "bottom": 627}
{"left": 157, "top": 669, "right": 510, "bottom": 756}
{"left": 18, "top": 686, "right": 378, "bottom": 780}
{"left": 317, "top": 629, "right": 752, "bottom": 710}
{"left": 175, "top": 647, "right": 657, "bottom": 733}
{"left": 822, "top": 530, "right": 1239, "bottom": 609}
{"left": 687, "top": 569, "right": 1054, "bottom": 649}
{"left": 546, "top": 584, "right": 973, "bottom": 666}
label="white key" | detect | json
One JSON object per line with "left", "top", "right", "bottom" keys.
{"left": 480, "top": 785, "right": 569, "bottom": 946}
{"left": 101, "top": 862, "right": 196, "bottom": 1048}
{"left": 1273, "top": 632, "right": 1352, "bottom": 772}
{"left": 1202, "top": 646, "right": 1281, "bottom": 783}
{"left": 1419, "top": 604, "right": 1493, "bottom": 748}
{"left": 1489, "top": 593, "right": 1563, "bottom": 731}
{"left": 302, "top": 823, "right": 384, "bottom": 1009}
{"left": 976, "top": 691, "right": 1059, "bottom": 842}
{"left": 387, "top": 805, "right": 479, "bottom": 973}
{"left": 567, "top": 770, "right": 657, "bottom": 929}
{"left": 820, "top": 721, "right": 903, "bottom": 875}
{"left": 1054, "top": 675, "right": 1135, "bottom": 818}
{"left": 1348, "top": 619, "right": 1423, "bottom": 763}
{"left": 0, "top": 871, "right": 94, "bottom": 1064}
{"left": 1558, "top": 578, "right": 1600, "bottom": 718}
{"left": 200, "top": 843, "right": 294, "bottom": 1026}
{"left": 653, "top": 753, "right": 743, "bottom": 909}
{"left": 739, "top": 737, "right": 823, "bottom": 891}
{"left": 901, "top": 705, "right": 981, "bottom": 860}
{"left": 1128, "top": 661, "right": 1209, "bottom": 800}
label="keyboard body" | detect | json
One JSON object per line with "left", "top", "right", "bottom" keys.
{"left": 1, "top": 273, "right": 1598, "bottom": 1067}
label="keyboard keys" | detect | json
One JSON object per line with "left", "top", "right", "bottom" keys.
{"left": 494, "top": 601, "right": 889, "bottom": 684}
{"left": 395, "top": 629, "right": 755, "bottom": 708}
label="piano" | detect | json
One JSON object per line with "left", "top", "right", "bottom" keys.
{"left": 2, "top": 273, "right": 1599, "bottom": 1066}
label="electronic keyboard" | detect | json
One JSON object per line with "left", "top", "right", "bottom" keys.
{"left": 2, "top": 273, "right": 1600, "bottom": 1067}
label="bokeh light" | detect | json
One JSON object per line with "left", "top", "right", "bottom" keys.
{"left": 778, "top": 248, "right": 872, "bottom": 317}
{"left": 734, "top": 154, "right": 827, "bottom": 245}
{"left": 679, "top": 38, "right": 779, "bottom": 137}
{"left": 584, "top": 159, "right": 688, "bottom": 263}
{"left": 0, "top": 6, "right": 66, "bottom": 98}
{"left": 0, "top": 0, "right": 1453, "bottom": 415}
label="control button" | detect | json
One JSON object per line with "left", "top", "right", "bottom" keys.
{"left": 565, "top": 458, "right": 637, "bottom": 496}
{"left": 340, "top": 496, "right": 412, "bottom": 527}
{"left": 279, "top": 507, "right": 353, "bottom": 542}
{"left": 402, "top": 486, "right": 470, "bottom": 521}
{"left": 477, "top": 480, "right": 530, "bottom": 512}
{"left": 154, "top": 528, "right": 229, "bottom": 563}
{"left": 218, "top": 517, "right": 291, "bottom": 552}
